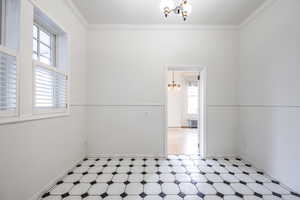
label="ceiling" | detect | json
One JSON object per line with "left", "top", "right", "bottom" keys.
{"left": 71, "top": 0, "right": 266, "bottom": 25}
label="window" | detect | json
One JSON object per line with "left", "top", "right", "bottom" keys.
{"left": 33, "top": 23, "right": 56, "bottom": 66}
{"left": 187, "top": 84, "right": 198, "bottom": 114}
{"left": 32, "top": 7, "right": 68, "bottom": 114}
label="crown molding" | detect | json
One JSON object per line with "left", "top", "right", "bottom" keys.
{"left": 28, "top": 0, "right": 88, "bottom": 29}
{"left": 42, "top": 0, "right": 276, "bottom": 31}
{"left": 239, "top": 0, "right": 278, "bottom": 29}
{"left": 64, "top": 0, "right": 88, "bottom": 28}
{"left": 88, "top": 24, "right": 239, "bottom": 31}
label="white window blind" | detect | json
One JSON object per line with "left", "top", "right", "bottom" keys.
{"left": 0, "top": 46, "right": 17, "bottom": 116}
{"left": 33, "top": 61, "right": 67, "bottom": 111}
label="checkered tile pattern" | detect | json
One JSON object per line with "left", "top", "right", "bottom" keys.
{"left": 40, "top": 155, "right": 299, "bottom": 200}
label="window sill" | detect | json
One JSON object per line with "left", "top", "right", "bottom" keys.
{"left": 0, "top": 112, "right": 70, "bottom": 125}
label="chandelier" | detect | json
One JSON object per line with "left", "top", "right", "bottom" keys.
{"left": 160, "top": 0, "right": 192, "bottom": 21}
{"left": 168, "top": 71, "right": 181, "bottom": 90}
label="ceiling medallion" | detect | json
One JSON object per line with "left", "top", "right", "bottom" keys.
{"left": 160, "top": 0, "right": 192, "bottom": 21}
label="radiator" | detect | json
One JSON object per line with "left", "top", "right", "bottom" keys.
{"left": 187, "top": 119, "right": 198, "bottom": 128}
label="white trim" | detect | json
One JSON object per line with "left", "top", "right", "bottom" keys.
{"left": 205, "top": 154, "right": 241, "bottom": 158}
{"left": 0, "top": 44, "right": 17, "bottom": 56}
{"left": 209, "top": 104, "right": 300, "bottom": 108}
{"left": 33, "top": 60, "right": 67, "bottom": 75}
{"left": 164, "top": 65, "right": 207, "bottom": 158}
{"left": 33, "top": 108, "right": 69, "bottom": 115}
{"left": 28, "top": 0, "right": 68, "bottom": 35}
{"left": 38, "top": 0, "right": 276, "bottom": 31}
{"left": 164, "top": 67, "right": 169, "bottom": 156}
{"left": 200, "top": 67, "right": 207, "bottom": 158}
{"left": 238, "top": 105, "right": 300, "bottom": 108}
{"left": 71, "top": 105, "right": 163, "bottom": 113}
{"left": 70, "top": 104, "right": 164, "bottom": 107}
{"left": 0, "top": 110, "right": 16, "bottom": 117}
{"left": 28, "top": 0, "right": 88, "bottom": 30}
{"left": 46, "top": 0, "right": 276, "bottom": 30}
{"left": 208, "top": 105, "right": 240, "bottom": 107}
{"left": 88, "top": 154, "right": 167, "bottom": 158}
{"left": 239, "top": 0, "right": 278, "bottom": 29}
{"left": 28, "top": 157, "right": 84, "bottom": 200}
{"left": 28, "top": 0, "right": 87, "bottom": 29}
{"left": 89, "top": 24, "right": 239, "bottom": 31}
{"left": 0, "top": 112, "right": 69, "bottom": 125}
{"left": 64, "top": 0, "right": 88, "bottom": 29}
{"left": 70, "top": 104, "right": 300, "bottom": 109}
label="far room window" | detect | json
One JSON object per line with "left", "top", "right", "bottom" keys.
{"left": 33, "top": 23, "right": 56, "bottom": 66}
{"left": 187, "top": 84, "right": 198, "bottom": 114}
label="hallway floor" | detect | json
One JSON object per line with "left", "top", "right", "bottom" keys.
{"left": 40, "top": 155, "right": 298, "bottom": 200}
{"left": 168, "top": 128, "right": 199, "bottom": 155}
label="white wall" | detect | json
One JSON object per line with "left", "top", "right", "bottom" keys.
{"left": 87, "top": 27, "right": 240, "bottom": 157}
{"left": 0, "top": 1, "right": 88, "bottom": 200}
{"left": 239, "top": 0, "right": 300, "bottom": 192}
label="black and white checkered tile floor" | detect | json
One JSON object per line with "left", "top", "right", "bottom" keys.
{"left": 40, "top": 155, "right": 300, "bottom": 200}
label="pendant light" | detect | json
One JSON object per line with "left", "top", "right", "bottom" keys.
{"left": 160, "top": 0, "right": 192, "bottom": 21}
{"left": 168, "top": 71, "right": 181, "bottom": 91}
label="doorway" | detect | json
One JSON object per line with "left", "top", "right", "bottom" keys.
{"left": 165, "top": 66, "right": 207, "bottom": 157}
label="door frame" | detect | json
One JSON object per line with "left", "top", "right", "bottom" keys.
{"left": 164, "top": 65, "right": 207, "bottom": 158}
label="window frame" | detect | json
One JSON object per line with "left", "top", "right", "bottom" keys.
{"left": 33, "top": 22, "right": 56, "bottom": 67}
{"left": 31, "top": 5, "right": 70, "bottom": 118}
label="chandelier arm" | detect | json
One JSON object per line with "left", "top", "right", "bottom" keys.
{"left": 172, "top": 71, "right": 174, "bottom": 83}
{"left": 160, "top": 0, "right": 191, "bottom": 21}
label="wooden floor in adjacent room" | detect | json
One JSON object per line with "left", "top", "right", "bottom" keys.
{"left": 168, "top": 128, "right": 199, "bottom": 155}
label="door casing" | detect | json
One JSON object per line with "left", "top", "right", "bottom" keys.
{"left": 164, "top": 65, "right": 207, "bottom": 158}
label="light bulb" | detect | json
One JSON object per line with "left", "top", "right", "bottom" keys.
{"left": 160, "top": 0, "right": 175, "bottom": 12}
{"left": 182, "top": 1, "right": 192, "bottom": 15}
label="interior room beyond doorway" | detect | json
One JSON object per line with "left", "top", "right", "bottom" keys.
{"left": 167, "top": 71, "right": 200, "bottom": 155}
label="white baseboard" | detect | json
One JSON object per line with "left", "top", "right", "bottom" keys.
{"left": 87, "top": 153, "right": 240, "bottom": 159}
{"left": 88, "top": 153, "right": 167, "bottom": 158}
{"left": 28, "top": 157, "right": 85, "bottom": 200}
{"left": 205, "top": 154, "right": 240, "bottom": 159}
